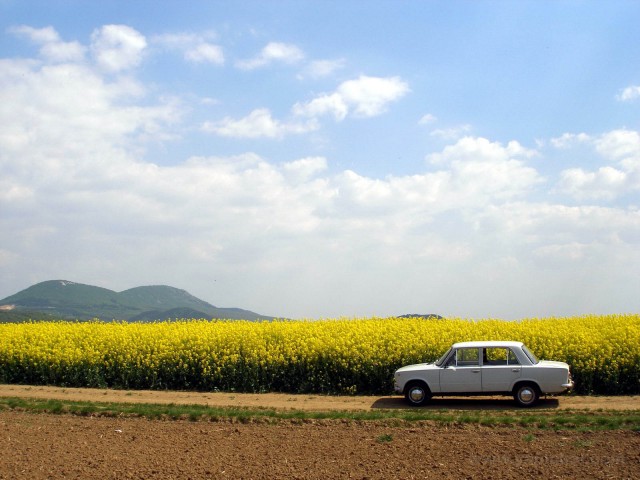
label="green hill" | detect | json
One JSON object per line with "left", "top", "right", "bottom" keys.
{"left": 0, "top": 280, "right": 272, "bottom": 322}
{"left": 118, "top": 285, "right": 216, "bottom": 313}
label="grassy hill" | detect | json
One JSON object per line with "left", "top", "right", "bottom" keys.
{"left": 0, "top": 280, "right": 272, "bottom": 322}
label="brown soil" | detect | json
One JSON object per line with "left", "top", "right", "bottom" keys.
{"left": 1, "top": 386, "right": 639, "bottom": 479}
{"left": 2, "top": 411, "right": 639, "bottom": 479}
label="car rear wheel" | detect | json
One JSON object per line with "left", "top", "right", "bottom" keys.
{"left": 513, "top": 383, "right": 540, "bottom": 407}
{"left": 404, "top": 381, "right": 431, "bottom": 406}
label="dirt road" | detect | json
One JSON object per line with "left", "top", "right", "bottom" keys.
{"left": 1, "top": 384, "right": 638, "bottom": 411}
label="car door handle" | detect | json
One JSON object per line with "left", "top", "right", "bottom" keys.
{"left": 512, "top": 369, "right": 520, "bottom": 372}
{"left": 472, "top": 370, "right": 480, "bottom": 373}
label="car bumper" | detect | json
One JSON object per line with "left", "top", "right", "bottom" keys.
{"left": 561, "top": 381, "right": 574, "bottom": 390}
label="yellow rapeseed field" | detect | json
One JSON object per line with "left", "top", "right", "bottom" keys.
{"left": 0, "top": 315, "right": 638, "bottom": 394}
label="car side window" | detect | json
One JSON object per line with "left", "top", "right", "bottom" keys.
{"left": 456, "top": 348, "right": 479, "bottom": 366}
{"left": 507, "top": 349, "right": 520, "bottom": 365}
{"left": 483, "top": 347, "right": 508, "bottom": 365}
{"left": 482, "top": 347, "right": 521, "bottom": 366}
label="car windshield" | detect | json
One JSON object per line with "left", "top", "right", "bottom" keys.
{"left": 522, "top": 345, "right": 539, "bottom": 364}
{"left": 435, "top": 348, "right": 452, "bottom": 366}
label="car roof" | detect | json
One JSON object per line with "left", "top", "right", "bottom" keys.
{"left": 451, "top": 341, "right": 524, "bottom": 349}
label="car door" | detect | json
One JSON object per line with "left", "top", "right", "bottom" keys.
{"left": 481, "top": 347, "right": 521, "bottom": 392}
{"left": 439, "top": 347, "right": 482, "bottom": 393}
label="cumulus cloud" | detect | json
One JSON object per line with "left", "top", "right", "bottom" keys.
{"left": 297, "top": 58, "right": 345, "bottom": 79}
{"left": 550, "top": 132, "right": 591, "bottom": 148}
{"left": 616, "top": 85, "right": 640, "bottom": 102}
{"left": 236, "top": 42, "right": 304, "bottom": 70}
{"left": 555, "top": 129, "right": 640, "bottom": 200}
{"left": 10, "top": 25, "right": 86, "bottom": 63}
{"left": 293, "top": 92, "right": 348, "bottom": 121}
{"left": 418, "top": 113, "right": 437, "bottom": 125}
{"left": 178, "top": 64, "right": 407, "bottom": 141}
{"left": 424, "top": 137, "right": 542, "bottom": 205}
{"left": 0, "top": 53, "right": 180, "bottom": 185}
{"left": 90, "top": 25, "right": 147, "bottom": 72}
{"left": 201, "top": 108, "right": 318, "bottom": 139}
{"left": 559, "top": 167, "right": 627, "bottom": 200}
{"left": 185, "top": 43, "right": 224, "bottom": 64}
{"left": 340, "top": 75, "right": 410, "bottom": 117}
{"left": 293, "top": 75, "right": 409, "bottom": 120}
{"left": 0, "top": 48, "right": 553, "bottom": 315}
{"left": 3, "top": 83, "right": 640, "bottom": 316}
{"left": 595, "top": 129, "right": 640, "bottom": 166}
{"left": 429, "top": 124, "right": 472, "bottom": 141}
{"left": 152, "top": 32, "right": 224, "bottom": 65}
{"left": 2, "top": 25, "right": 640, "bottom": 318}
{"left": 427, "top": 136, "right": 538, "bottom": 165}
{"left": 282, "top": 156, "right": 328, "bottom": 182}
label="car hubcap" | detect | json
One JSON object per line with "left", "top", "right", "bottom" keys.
{"left": 409, "top": 388, "right": 425, "bottom": 403}
{"left": 519, "top": 388, "right": 534, "bottom": 403}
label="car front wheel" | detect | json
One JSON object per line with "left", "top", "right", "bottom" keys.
{"left": 513, "top": 383, "right": 540, "bottom": 407}
{"left": 404, "top": 381, "right": 432, "bottom": 406}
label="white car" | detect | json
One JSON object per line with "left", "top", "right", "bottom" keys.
{"left": 394, "top": 341, "right": 573, "bottom": 407}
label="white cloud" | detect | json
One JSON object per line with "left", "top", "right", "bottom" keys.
{"left": 616, "top": 85, "right": 640, "bottom": 102}
{"left": 236, "top": 42, "right": 304, "bottom": 70}
{"left": 0, "top": 56, "right": 179, "bottom": 178}
{"left": 418, "top": 113, "right": 437, "bottom": 125}
{"left": 184, "top": 43, "right": 224, "bottom": 64}
{"left": 423, "top": 137, "right": 542, "bottom": 208}
{"left": 293, "top": 75, "right": 409, "bottom": 120}
{"left": 90, "top": 25, "right": 147, "bottom": 72}
{"left": 10, "top": 25, "right": 59, "bottom": 43}
{"left": 201, "top": 108, "right": 318, "bottom": 139}
{"left": 2, "top": 24, "right": 640, "bottom": 319}
{"left": 200, "top": 97, "right": 220, "bottom": 106}
{"left": 282, "top": 157, "right": 328, "bottom": 182}
{"left": 550, "top": 132, "right": 591, "bottom": 149}
{"left": 3, "top": 106, "right": 639, "bottom": 317}
{"left": 595, "top": 129, "right": 640, "bottom": 166}
{"left": 559, "top": 167, "right": 627, "bottom": 200}
{"left": 292, "top": 93, "right": 348, "bottom": 121}
{"left": 337, "top": 75, "right": 410, "bottom": 117}
{"left": 1, "top": 52, "right": 556, "bottom": 316}
{"left": 429, "top": 124, "right": 472, "bottom": 141}
{"left": 152, "top": 32, "right": 224, "bottom": 65}
{"left": 297, "top": 58, "right": 345, "bottom": 79}
{"left": 151, "top": 32, "right": 198, "bottom": 48}
{"left": 427, "top": 136, "right": 538, "bottom": 165}
{"left": 554, "top": 129, "right": 640, "bottom": 200}
{"left": 117, "top": 42, "right": 406, "bottom": 143}
{"left": 10, "top": 25, "right": 86, "bottom": 63}
{"left": 480, "top": 203, "right": 640, "bottom": 250}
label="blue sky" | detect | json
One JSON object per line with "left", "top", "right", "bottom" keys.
{"left": 1, "top": 1, "right": 639, "bottom": 319}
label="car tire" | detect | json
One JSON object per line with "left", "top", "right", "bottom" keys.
{"left": 513, "top": 383, "right": 540, "bottom": 407}
{"left": 404, "top": 381, "right": 432, "bottom": 407}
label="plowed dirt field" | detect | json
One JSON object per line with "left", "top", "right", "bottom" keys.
{"left": 1, "top": 386, "right": 639, "bottom": 479}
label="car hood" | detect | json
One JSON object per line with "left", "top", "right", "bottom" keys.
{"left": 395, "top": 362, "right": 438, "bottom": 373}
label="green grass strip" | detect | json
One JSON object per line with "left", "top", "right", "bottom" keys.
{"left": 1, "top": 396, "right": 639, "bottom": 431}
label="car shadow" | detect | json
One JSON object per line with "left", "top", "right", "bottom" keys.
{"left": 371, "top": 396, "right": 560, "bottom": 410}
